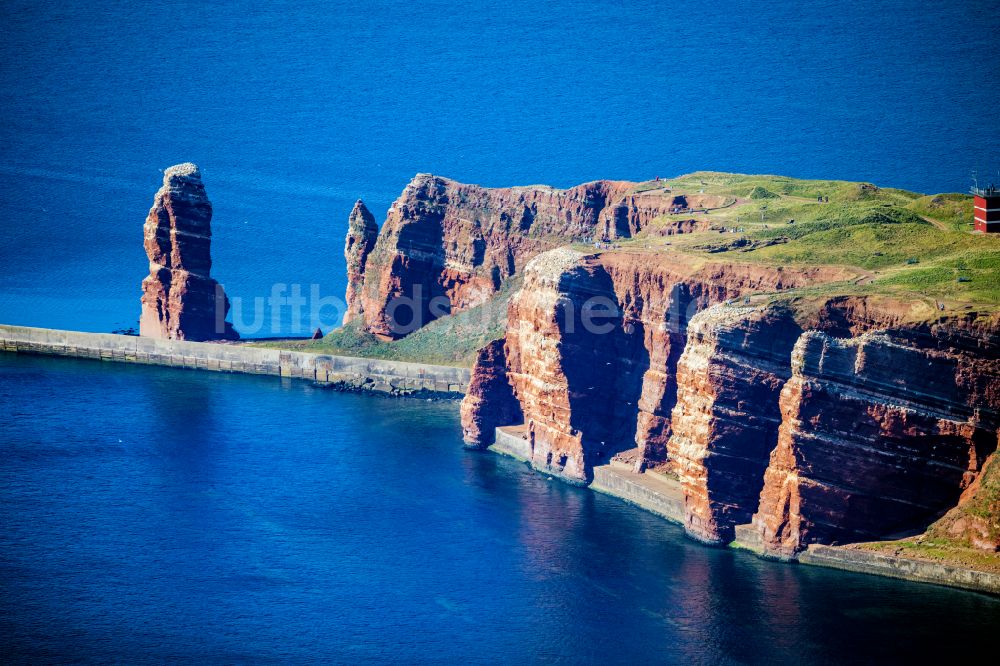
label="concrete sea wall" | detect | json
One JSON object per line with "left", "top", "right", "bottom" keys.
{"left": 591, "top": 463, "right": 685, "bottom": 524}
{"left": 489, "top": 425, "right": 533, "bottom": 461}
{"left": 0, "top": 325, "right": 470, "bottom": 395}
{"left": 799, "top": 545, "right": 1000, "bottom": 595}
{"left": 492, "top": 426, "right": 686, "bottom": 522}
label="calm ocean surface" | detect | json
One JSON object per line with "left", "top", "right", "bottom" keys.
{"left": 1, "top": 0, "right": 999, "bottom": 334}
{"left": 2, "top": 1, "right": 1000, "bottom": 663}
{"left": 2, "top": 354, "right": 999, "bottom": 664}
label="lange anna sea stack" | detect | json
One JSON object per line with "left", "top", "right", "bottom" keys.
{"left": 139, "top": 163, "right": 238, "bottom": 341}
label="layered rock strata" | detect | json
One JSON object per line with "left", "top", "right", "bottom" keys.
{"left": 500, "top": 248, "right": 626, "bottom": 483}
{"left": 461, "top": 248, "right": 855, "bottom": 483}
{"left": 140, "top": 163, "right": 238, "bottom": 341}
{"left": 356, "top": 172, "right": 1000, "bottom": 559}
{"left": 750, "top": 330, "right": 999, "bottom": 558}
{"left": 667, "top": 304, "right": 803, "bottom": 544}
{"left": 351, "top": 174, "right": 714, "bottom": 339}
{"left": 596, "top": 254, "right": 848, "bottom": 471}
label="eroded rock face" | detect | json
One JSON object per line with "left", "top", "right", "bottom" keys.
{"left": 596, "top": 255, "right": 705, "bottom": 470}
{"left": 750, "top": 331, "right": 999, "bottom": 559}
{"left": 502, "top": 248, "right": 623, "bottom": 483}
{"left": 460, "top": 339, "right": 523, "bottom": 448}
{"left": 352, "top": 175, "right": 702, "bottom": 339}
{"left": 139, "top": 163, "right": 238, "bottom": 341}
{"left": 668, "top": 304, "right": 803, "bottom": 544}
{"left": 343, "top": 200, "right": 378, "bottom": 325}
{"left": 474, "top": 248, "right": 854, "bottom": 483}
{"left": 596, "top": 254, "right": 854, "bottom": 471}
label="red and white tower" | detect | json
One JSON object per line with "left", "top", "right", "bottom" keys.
{"left": 973, "top": 183, "right": 1000, "bottom": 233}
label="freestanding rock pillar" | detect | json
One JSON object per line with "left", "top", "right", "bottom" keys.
{"left": 139, "top": 163, "right": 238, "bottom": 341}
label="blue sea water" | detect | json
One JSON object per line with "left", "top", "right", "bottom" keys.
{"left": 2, "top": 353, "right": 999, "bottom": 664}
{"left": 3, "top": 2, "right": 1000, "bottom": 662}
{"left": 1, "top": 0, "right": 999, "bottom": 335}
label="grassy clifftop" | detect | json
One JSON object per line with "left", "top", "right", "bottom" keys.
{"left": 622, "top": 172, "right": 1000, "bottom": 311}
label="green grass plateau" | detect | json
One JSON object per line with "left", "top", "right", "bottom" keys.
{"left": 626, "top": 172, "right": 1000, "bottom": 309}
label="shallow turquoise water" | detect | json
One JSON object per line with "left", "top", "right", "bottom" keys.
{"left": 2, "top": 353, "right": 999, "bottom": 663}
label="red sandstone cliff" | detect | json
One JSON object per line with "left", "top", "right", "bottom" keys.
{"left": 499, "top": 248, "right": 624, "bottom": 482}
{"left": 356, "top": 173, "right": 999, "bottom": 559}
{"left": 461, "top": 247, "right": 999, "bottom": 554}
{"left": 460, "top": 339, "right": 523, "bottom": 448}
{"left": 667, "top": 304, "right": 803, "bottom": 544}
{"left": 597, "top": 254, "right": 851, "bottom": 473}
{"left": 139, "top": 163, "right": 238, "bottom": 341}
{"left": 350, "top": 175, "right": 709, "bottom": 339}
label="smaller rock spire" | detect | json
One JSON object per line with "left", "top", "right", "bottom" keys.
{"left": 343, "top": 199, "right": 379, "bottom": 325}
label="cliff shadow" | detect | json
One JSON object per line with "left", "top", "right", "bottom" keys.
{"left": 610, "top": 317, "right": 651, "bottom": 458}
{"left": 556, "top": 264, "right": 650, "bottom": 476}
{"left": 389, "top": 208, "right": 449, "bottom": 333}
{"left": 635, "top": 281, "right": 704, "bottom": 467}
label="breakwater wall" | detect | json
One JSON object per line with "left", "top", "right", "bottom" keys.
{"left": 0, "top": 325, "right": 470, "bottom": 395}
